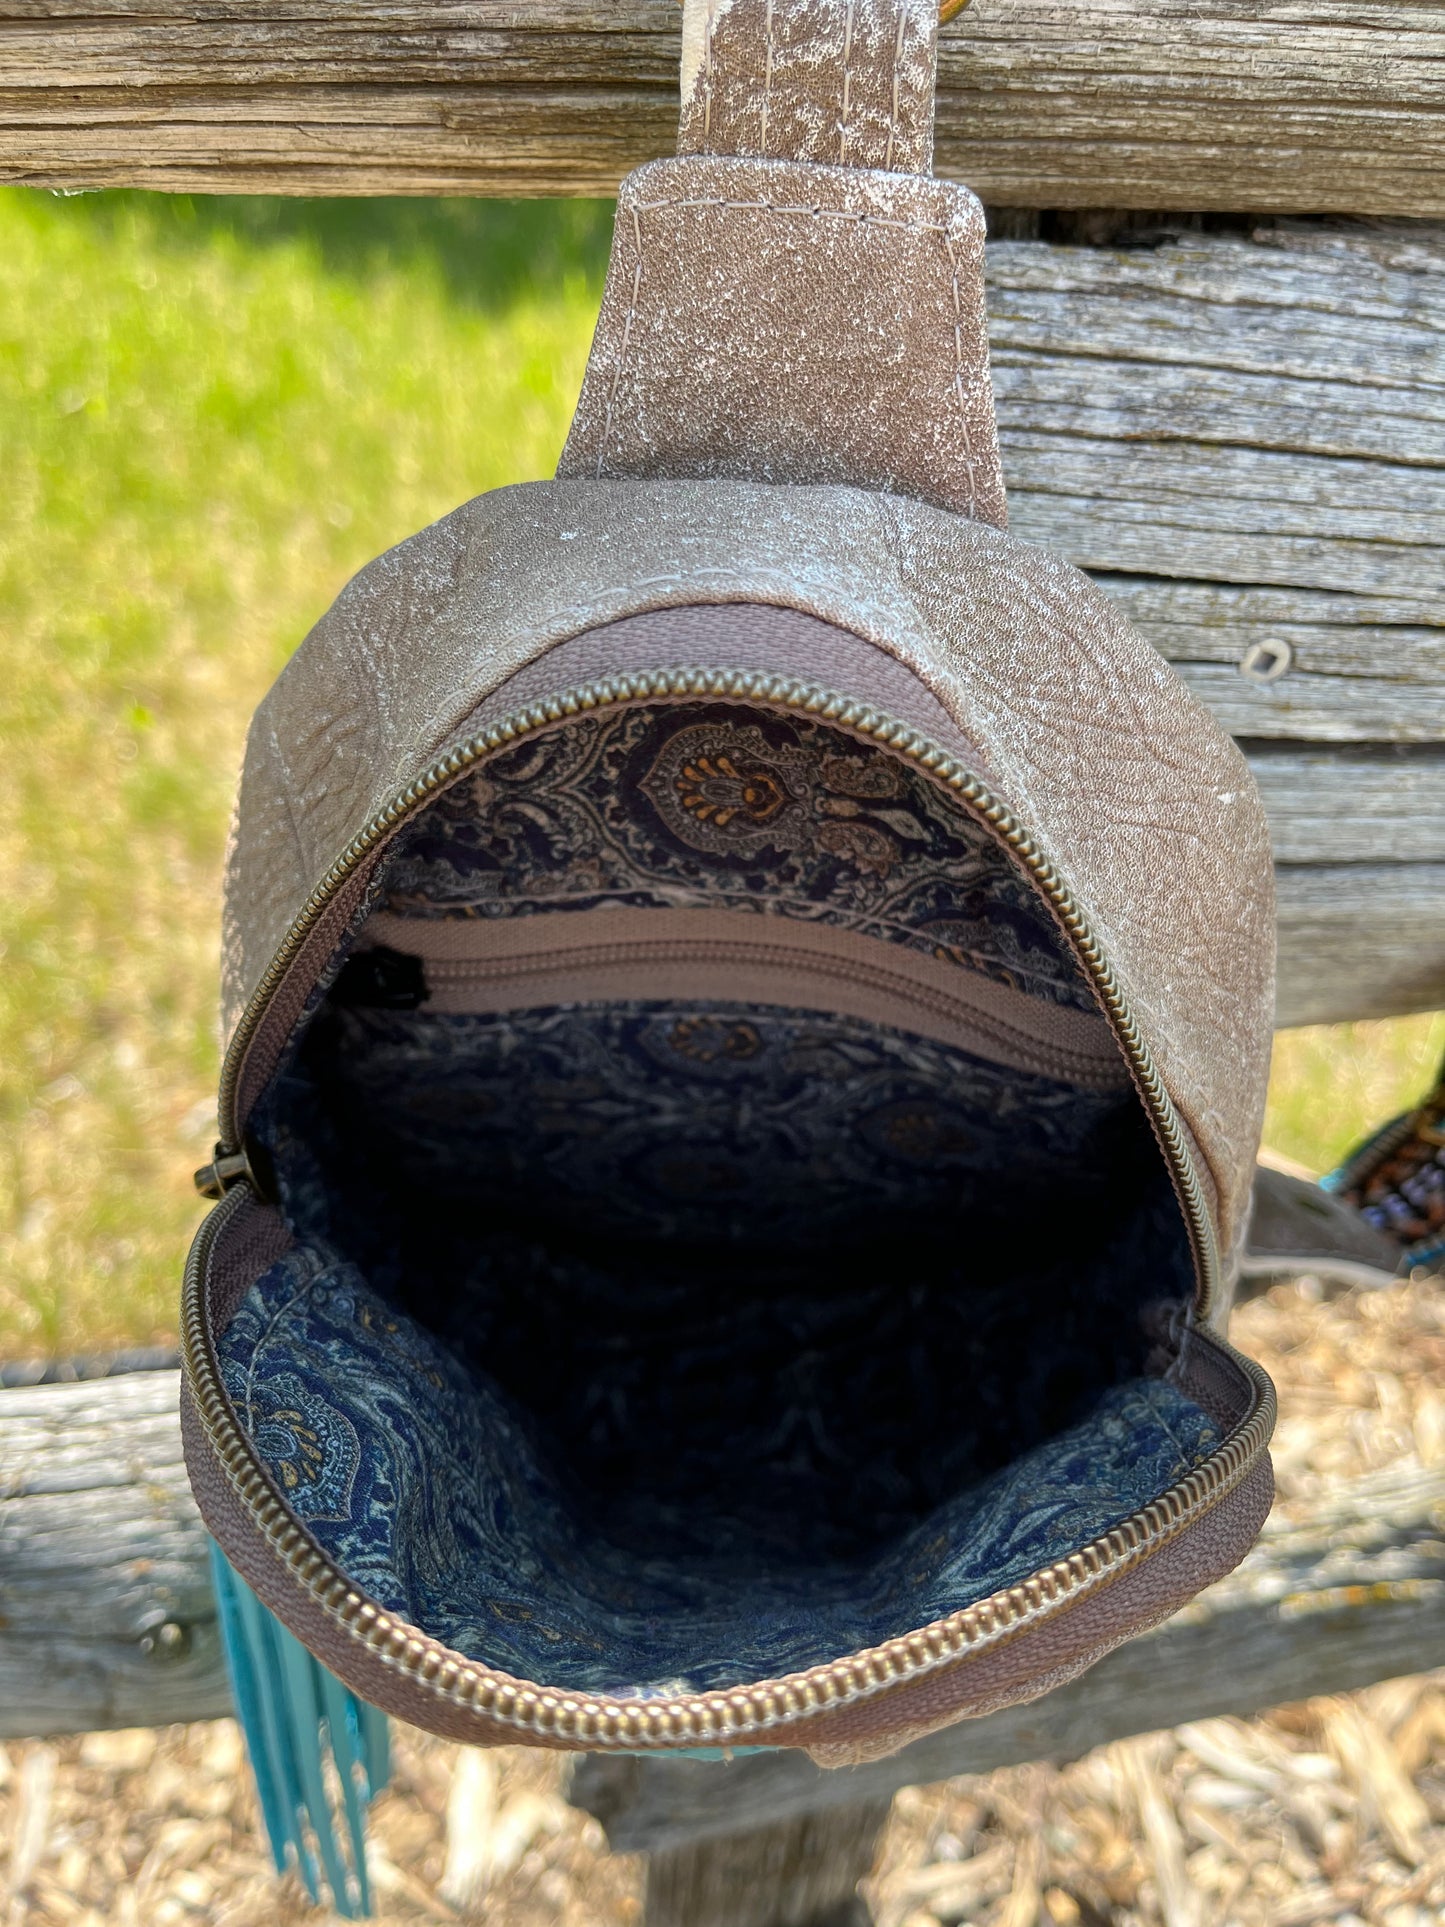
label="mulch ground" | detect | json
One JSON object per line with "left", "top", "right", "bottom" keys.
{"left": 3, "top": 1274, "right": 1443, "bottom": 1927}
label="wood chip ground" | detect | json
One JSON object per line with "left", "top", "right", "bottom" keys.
{"left": 2, "top": 1274, "right": 1443, "bottom": 1927}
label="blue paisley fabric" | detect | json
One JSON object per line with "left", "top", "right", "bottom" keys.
{"left": 295, "top": 1001, "right": 1131, "bottom": 1250}
{"left": 219, "top": 1241, "right": 1218, "bottom": 1694}
{"left": 228, "top": 700, "right": 1206, "bottom": 1697}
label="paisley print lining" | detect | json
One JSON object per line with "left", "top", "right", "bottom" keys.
{"left": 379, "top": 703, "right": 1094, "bottom": 1011}
{"left": 231, "top": 698, "right": 1201, "bottom": 1697}
{"left": 220, "top": 1242, "right": 1218, "bottom": 1694}
{"left": 292, "top": 1002, "right": 1132, "bottom": 1250}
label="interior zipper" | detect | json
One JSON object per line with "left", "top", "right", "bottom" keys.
{"left": 346, "top": 907, "right": 1132, "bottom": 1091}
{"left": 185, "top": 666, "right": 1269, "bottom": 1747}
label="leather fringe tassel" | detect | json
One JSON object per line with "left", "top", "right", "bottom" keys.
{"left": 209, "top": 1541, "right": 390, "bottom": 1917}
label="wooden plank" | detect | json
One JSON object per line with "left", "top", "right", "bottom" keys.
{"left": 988, "top": 225, "right": 1445, "bottom": 797}
{"left": 7, "top": 1369, "right": 1445, "bottom": 1821}
{"left": 3, "top": 2, "right": 1445, "bottom": 210}
{"left": 1275, "top": 866, "right": 1445, "bottom": 1029}
{"left": 570, "top": 1461, "right": 1445, "bottom": 1854}
{"left": 1248, "top": 748, "right": 1444, "bottom": 866}
{"left": 0, "top": 1371, "right": 230, "bottom": 1739}
{"left": 1100, "top": 581, "right": 1443, "bottom": 748}
{"left": 988, "top": 233, "right": 1445, "bottom": 400}
{"left": 996, "top": 219, "right": 1445, "bottom": 1029}
{"left": 1006, "top": 430, "right": 1445, "bottom": 599}
{"left": 643, "top": 1801, "right": 889, "bottom": 1927}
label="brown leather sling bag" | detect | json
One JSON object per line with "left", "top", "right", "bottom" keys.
{"left": 183, "top": 0, "right": 1278, "bottom": 1775}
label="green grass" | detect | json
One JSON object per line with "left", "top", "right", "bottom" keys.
{"left": 1264, "top": 1013, "right": 1445, "bottom": 1177}
{"left": 0, "top": 186, "right": 1439, "bottom": 1359}
{"left": 0, "top": 188, "right": 610, "bottom": 1357}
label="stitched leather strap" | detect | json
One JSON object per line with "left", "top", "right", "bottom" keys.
{"left": 678, "top": 0, "right": 938, "bottom": 174}
{"left": 557, "top": 0, "right": 1005, "bottom": 525}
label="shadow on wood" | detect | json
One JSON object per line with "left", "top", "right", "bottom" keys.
{"left": 643, "top": 1801, "right": 892, "bottom": 1927}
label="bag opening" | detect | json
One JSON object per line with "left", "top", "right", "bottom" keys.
{"left": 214, "top": 688, "right": 1214, "bottom": 1700}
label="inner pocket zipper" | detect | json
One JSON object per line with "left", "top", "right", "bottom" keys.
{"left": 185, "top": 666, "right": 1266, "bottom": 1749}
{"left": 345, "top": 906, "right": 1133, "bottom": 1092}
{"left": 207, "top": 669, "right": 1222, "bottom": 1313}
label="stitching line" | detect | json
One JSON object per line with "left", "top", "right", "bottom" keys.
{"left": 886, "top": 4, "right": 907, "bottom": 172}
{"left": 702, "top": 1, "right": 716, "bottom": 149}
{"left": 632, "top": 194, "right": 949, "bottom": 236}
{"left": 839, "top": 0, "right": 857, "bottom": 166}
{"left": 941, "top": 226, "right": 979, "bottom": 512}
{"left": 761, "top": 0, "right": 775, "bottom": 155}
{"left": 598, "top": 202, "right": 645, "bottom": 481}
{"left": 601, "top": 192, "right": 984, "bottom": 517}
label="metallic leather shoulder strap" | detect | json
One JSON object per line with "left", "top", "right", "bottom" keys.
{"left": 678, "top": 0, "right": 939, "bottom": 175}
{"left": 557, "top": 0, "right": 1005, "bottom": 527}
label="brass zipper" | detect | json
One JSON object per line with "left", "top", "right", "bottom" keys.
{"left": 186, "top": 666, "right": 1267, "bottom": 1747}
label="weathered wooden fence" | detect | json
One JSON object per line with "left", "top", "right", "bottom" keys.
{"left": 3, "top": 1367, "right": 1444, "bottom": 1923}
{"left": 3, "top": 6, "right": 1444, "bottom": 1922}
{"left": 986, "top": 217, "right": 1445, "bottom": 1027}
{"left": 4, "top": 2, "right": 1445, "bottom": 210}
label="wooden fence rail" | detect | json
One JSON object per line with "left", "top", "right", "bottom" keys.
{"left": 0, "top": 1371, "right": 225, "bottom": 1738}
{"left": 3, "top": 1366, "right": 1444, "bottom": 1923}
{"left": 0, "top": 1367, "right": 1441, "bottom": 1776}
{"left": 985, "top": 219, "right": 1445, "bottom": 1026}
{"left": 4, "top": 3, "right": 1445, "bottom": 210}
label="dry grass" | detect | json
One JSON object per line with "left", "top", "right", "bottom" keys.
{"left": 0, "top": 1723, "right": 643, "bottom": 1927}
{"left": 4, "top": 1272, "right": 1444, "bottom": 1927}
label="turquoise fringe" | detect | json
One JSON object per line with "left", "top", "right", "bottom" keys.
{"left": 209, "top": 1542, "right": 390, "bottom": 1917}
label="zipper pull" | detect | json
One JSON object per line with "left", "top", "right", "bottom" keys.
{"left": 194, "top": 1139, "right": 273, "bottom": 1202}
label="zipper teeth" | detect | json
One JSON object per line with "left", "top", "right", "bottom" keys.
{"left": 218, "top": 665, "right": 1220, "bottom": 1307}
{"left": 416, "top": 938, "right": 1122, "bottom": 1086}
{"left": 185, "top": 1195, "right": 1273, "bottom": 1748}
{"left": 195, "top": 665, "right": 1256, "bottom": 1746}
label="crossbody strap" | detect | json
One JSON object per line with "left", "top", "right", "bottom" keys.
{"left": 678, "top": 0, "right": 939, "bottom": 175}
{"left": 558, "top": 0, "right": 1006, "bottom": 526}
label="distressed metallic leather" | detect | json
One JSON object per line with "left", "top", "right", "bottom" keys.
{"left": 558, "top": 0, "right": 1002, "bottom": 522}
{"left": 224, "top": 487, "right": 1274, "bottom": 1274}
{"left": 677, "top": 0, "right": 939, "bottom": 174}
{"left": 556, "top": 156, "right": 1004, "bottom": 524}
{"left": 198, "top": 0, "right": 1278, "bottom": 1757}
